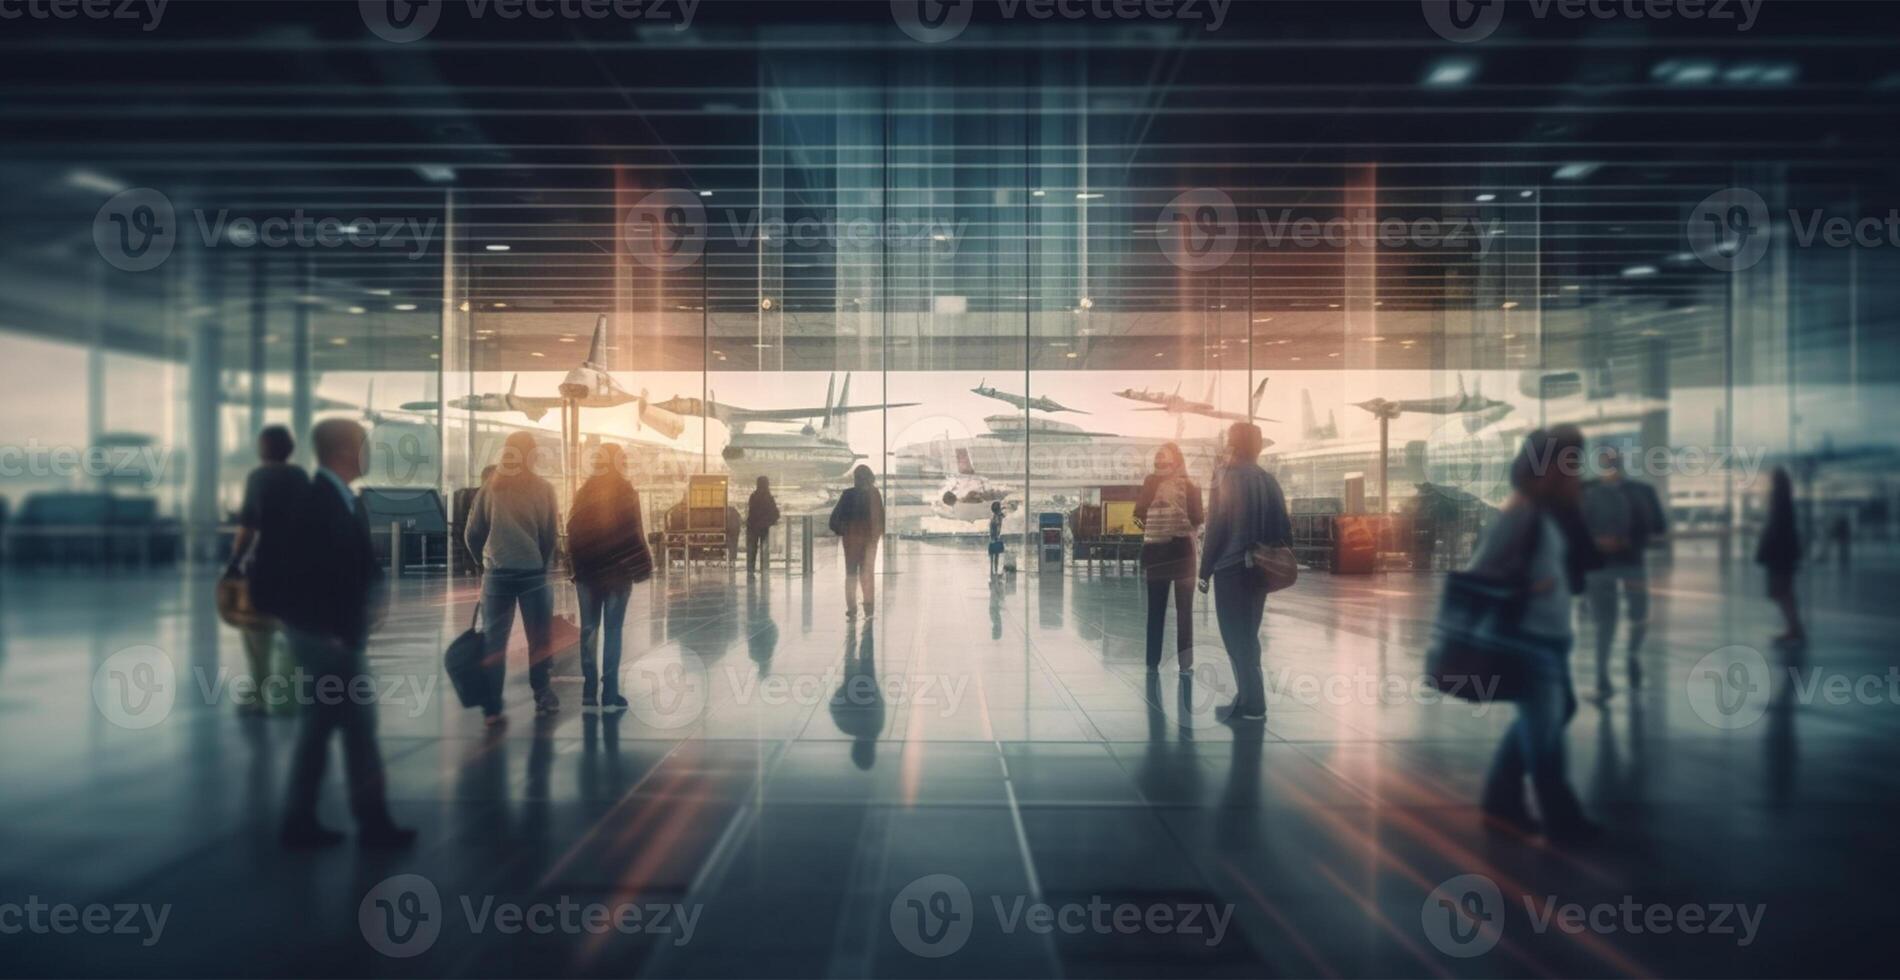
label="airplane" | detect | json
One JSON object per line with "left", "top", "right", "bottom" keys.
{"left": 933, "top": 445, "right": 1018, "bottom": 522}
{"left": 655, "top": 373, "right": 920, "bottom": 491}
{"left": 1299, "top": 388, "right": 1340, "bottom": 443}
{"left": 971, "top": 378, "right": 1086, "bottom": 415}
{"left": 1354, "top": 374, "right": 1507, "bottom": 420}
{"left": 220, "top": 373, "right": 358, "bottom": 413}
{"left": 1114, "top": 378, "right": 1276, "bottom": 437}
{"left": 399, "top": 316, "right": 687, "bottom": 438}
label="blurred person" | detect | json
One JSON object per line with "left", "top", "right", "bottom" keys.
{"left": 1815, "top": 513, "right": 1852, "bottom": 569}
{"left": 829, "top": 465, "right": 885, "bottom": 619}
{"left": 466, "top": 431, "right": 561, "bottom": 723}
{"left": 1758, "top": 467, "right": 1805, "bottom": 646}
{"left": 276, "top": 419, "right": 414, "bottom": 850}
{"left": 746, "top": 475, "right": 779, "bottom": 577}
{"left": 1136, "top": 442, "right": 1204, "bottom": 673}
{"left": 567, "top": 444, "right": 651, "bottom": 712}
{"left": 226, "top": 425, "right": 306, "bottom": 716}
{"left": 1197, "top": 422, "right": 1291, "bottom": 723}
{"left": 1579, "top": 446, "right": 1668, "bottom": 699}
{"left": 987, "top": 500, "right": 1006, "bottom": 577}
{"left": 1475, "top": 426, "right": 1599, "bottom": 844}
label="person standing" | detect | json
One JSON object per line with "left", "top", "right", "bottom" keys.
{"left": 276, "top": 419, "right": 414, "bottom": 850}
{"left": 746, "top": 476, "right": 780, "bottom": 578}
{"left": 829, "top": 465, "right": 885, "bottom": 619}
{"left": 1476, "top": 427, "right": 1599, "bottom": 844}
{"left": 1579, "top": 446, "right": 1668, "bottom": 699}
{"left": 1757, "top": 467, "right": 1805, "bottom": 647}
{"left": 465, "top": 431, "right": 561, "bottom": 723}
{"left": 567, "top": 444, "right": 650, "bottom": 712}
{"left": 987, "top": 500, "right": 1006, "bottom": 578}
{"left": 1198, "top": 423, "right": 1291, "bottom": 723}
{"left": 227, "top": 425, "right": 307, "bottom": 716}
{"left": 1136, "top": 443, "right": 1204, "bottom": 673}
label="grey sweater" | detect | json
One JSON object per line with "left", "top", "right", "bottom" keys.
{"left": 465, "top": 477, "right": 558, "bottom": 571}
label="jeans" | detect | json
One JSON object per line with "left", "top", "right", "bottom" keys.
{"left": 1586, "top": 570, "right": 1650, "bottom": 684}
{"left": 1145, "top": 578, "right": 1194, "bottom": 669}
{"left": 747, "top": 528, "right": 769, "bottom": 573}
{"left": 1482, "top": 636, "right": 1586, "bottom": 828}
{"left": 1213, "top": 566, "right": 1269, "bottom": 714}
{"left": 844, "top": 543, "right": 877, "bottom": 613}
{"left": 281, "top": 627, "right": 393, "bottom": 831}
{"left": 576, "top": 580, "right": 631, "bottom": 701}
{"left": 482, "top": 568, "right": 553, "bottom": 716}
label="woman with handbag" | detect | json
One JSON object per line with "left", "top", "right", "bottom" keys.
{"left": 465, "top": 431, "right": 561, "bottom": 724}
{"left": 1136, "top": 443, "right": 1204, "bottom": 673}
{"left": 1198, "top": 422, "right": 1292, "bottom": 723}
{"left": 1472, "top": 427, "right": 1600, "bottom": 843}
{"left": 566, "top": 444, "right": 653, "bottom": 712}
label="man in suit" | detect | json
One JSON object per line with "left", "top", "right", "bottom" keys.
{"left": 277, "top": 419, "right": 416, "bottom": 849}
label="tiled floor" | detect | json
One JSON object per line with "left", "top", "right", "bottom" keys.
{"left": 1, "top": 542, "right": 1895, "bottom": 977}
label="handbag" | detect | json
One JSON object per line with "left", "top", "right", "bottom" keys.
{"left": 1248, "top": 543, "right": 1299, "bottom": 594}
{"left": 443, "top": 604, "right": 491, "bottom": 709}
{"left": 216, "top": 573, "right": 275, "bottom": 630}
{"left": 1422, "top": 508, "right": 1547, "bottom": 703}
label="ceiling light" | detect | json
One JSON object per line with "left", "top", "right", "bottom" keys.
{"left": 485, "top": 244, "right": 511, "bottom": 252}
{"left": 492, "top": 303, "right": 508, "bottom": 309}
{"left": 698, "top": 190, "right": 714, "bottom": 197}
{"left": 65, "top": 169, "right": 126, "bottom": 194}
{"left": 558, "top": 336, "right": 576, "bottom": 343}
{"left": 760, "top": 297, "right": 775, "bottom": 310}
{"left": 329, "top": 337, "right": 348, "bottom": 346}
{"left": 1621, "top": 265, "right": 1659, "bottom": 278}
{"left": 1475, "top": 193, "right": 1496, "bottom": 203}
{"left": 394, "top": 303, "right": 418, "bottom": 312}
{"left": 529, "top": 352, "right": 544, "bottom": 358}
{"left": 415, "top": 164, "right": 457, "bottom": 183}
{"left": 1032, "top": 190, "right": 1046, "bottom": 197}
{"left": 367, "top": 288, "right": 393, "bottom": 297}
{"left": 1553, "top": 163, "right": 1600, "bottom": 181}
{"left": 1065, "top": 352, "right": 1078, "bottom": 359}
{"left": 1366, "top": 336, "right": 1386, "bottom": 342}
{"left": 1076, "top": 193, "right": 1104, "bottom": 200}
{"left": 1252, "top": 317, "right": 1273, "bottom": 324}
{"left": 346, "top": 306, "right": 367, "bottom": 315}
{"left": 1078, "top": 297, "right": 1093, "bottom": 309}
{"left": 1153, "top": 352, "right": 1164, "bottom": 358}
{"left": 1519, "top": 190, "right": 1535, "bottom": 199}
{"left": 1501, "top": 301, "right": 1519, "bottom": 310}
{"left": 1424, "top": 58, "right": 1477, "bottom": 87}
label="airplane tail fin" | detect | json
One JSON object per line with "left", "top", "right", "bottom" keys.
{"left": 1301, "top": 389, "right": 1318, "bottom": 440}
{"left": 1249, "top": 377, "right": 1269, "bottom": 416}
{"left": 508, "top": 374, "right": 518, "bottom": 397}
{"left": 822, "top": 373, "right": 851, "bottom": 442}
{"left": 585, "top": 314, "right": 607, "bottom": 366}
{"left": 955, "top": 447, "right": 977, "bottom": 477}
{"left": 1327, "top": 410, "right": 1338, "bottom": 439}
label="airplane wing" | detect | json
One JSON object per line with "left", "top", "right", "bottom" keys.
{"left": 1199, "top": 408, "right": 1282, "bottom": 424}
{"left": 726, "top": 402, "right": 918, "bottom": 424}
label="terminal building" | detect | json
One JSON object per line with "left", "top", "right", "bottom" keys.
{"left": 0, "top": 2, "right": 1896, "bottom": 978}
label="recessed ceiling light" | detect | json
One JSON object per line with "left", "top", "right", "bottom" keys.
{"left": 485, "top": 244, "right": 511, "bottom": 252}
{"left": 558, "top": 336, "right": 576, "bottom": 343}
{"left": 1501, "top": 301, "right": 1519, "bottom": 310}
{"left": 1621, "top": 265, "right": 1659, "bottom": 278}
{"left": 1252, "top": 317, "right": 1273, "bottom": 324}
{"left": 529, "top": 352, "right": 544, "bottom": 358}
{"left": 698, "top": 190, "right": 714, "bottom": 197}
{"left": 367, "top": 288, "right": 393, "bottom": 297}
{"left": 1366, "top": 336, "right": 1386, "bottom": 342}
{"left": 1153, "top": 352, "right": 1164, "bottom": 358}
{"left": 1031, "top": 190, "right": 1046, "bottom": 197}
{"left": 329, "top": 338, "right": 348, "bottom": 346}
{"left": 346, "top": 306, "right": 367, "bottom": 315}
{"left": 1076, "top": 193, "right": 1104, "bottom": 200}
{"left": 1327, "top": 352, "right": 1340, "bottom": 358}
{"left": 1475, "top": 194, "right": 1496, "bottom": 203}
{"left": 393, "top": 303, "right": 418, "bottom": 312}
{"left": 1553, "top": 163, "right": 1600, "bottom": 181}
{"left": 1065, "top": 352, "right": 1078, "bottom": 359}
{"left": 492, "top": 303, "right": 508, "bottom": 309}
{"left": 1424, "top": 58, "right": 1477, "bottom": 87}
{"left": 1519, "top": 190, "right": 1535, "bottom": 199}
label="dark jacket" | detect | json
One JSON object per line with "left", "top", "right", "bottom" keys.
{"left": 277, "top": 471, "right": 382, "bottom": 646}
{"left": 829, "top": 486, "right": 885, "bottom": 553}
{"left": 1134, "top": 473, "right": 1204, "bottom": 581}
{"left": 567, "top": 474, "right": 650, "bottom": 592}
{"left": 747, "top": 488, "right": 780, "bottom": 535}
{"left": 1756, "top": 502, "right": 1801, "bottom": 572}
{"left": 241, "top": 462, "right": 310, "bottom": 619}
{"left": 1198, "top": 462, "right": 1292, "bottom": 580}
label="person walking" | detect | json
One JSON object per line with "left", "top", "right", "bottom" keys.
{"left": 746, "top": 476, "right": 780, "bottom": 577}
{"left": 275, "top": 420, "right": 415, "bottom": 850}
{"left": 1136, "top": 442, "right": 1204, "bottom": 673}
{"left": 1579, "top": 446, "right": 1668, "bottom": 699}
{"left": 1476, "top": 427, "right": 1600, "bottom": 844}
{"left": 987, "top": 500, "right": 1006, "bottom": 578}
{"left": 567, "top": 444, "right": 651, "bottom": 712}
{"left": 1197, "top": 423, "right": 1291, "bottom": 723}
{"left": 226, "top": 425, "right": 307, "bottom": 716}
{"left": 465, "top": 431, "right": 561, "bottom": 724}
{"left": 1758, "top": 466, "right": 1805, "bottom": 647}
{"left": 829, "top": 465, "right": 885, "bottom": 619}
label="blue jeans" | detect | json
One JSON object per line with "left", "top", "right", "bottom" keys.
{"left": 481, "top": 568, "right": 553, "bottom": 716}
{"left": 576, "top": 581, "right": 632, "bottom": 700}
{"left": 1483, "top": 636, "right": 1586, "bottom": 827}
{"left": 1214, "top": 565, "right": 1269, "bottom": 714}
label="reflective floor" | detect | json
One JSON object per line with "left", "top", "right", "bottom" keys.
{"left": 2, "top": 543, "right": 1896, "bottom": 978}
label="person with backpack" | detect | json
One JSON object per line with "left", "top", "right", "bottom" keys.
{"left": 1474, "top": 426, "right": 1600, "bottom": 844}
{"left": 1580, "top": 446, "right": 1669, "bottom": 699}
{"left": 746, "top": 476, "right": 780, "bottom": 578}
{"left": 567, "top": 444, "right": 651, "bottom": 711}
{"left": 829, "top": 465, "right": 885, "bottom": 619}
{"left": 1197, "top": 423, "right": 1291, "bottom": 723}
{"left": 465, "top": 431, "right": 561, "bottom": 724}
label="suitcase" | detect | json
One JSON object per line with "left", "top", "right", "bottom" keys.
{"left": 443, "top": 605, "right": 490, "bottom": 709}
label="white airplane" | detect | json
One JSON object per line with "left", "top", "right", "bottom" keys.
{"left": 932, "top": 445, "right": 1017, "bottom": 522}
{"left": 655, "top": 373, "right": 918, "bottom": 492}
{"left": 1116, "top": 378, "right": 1275, "bottom": 439}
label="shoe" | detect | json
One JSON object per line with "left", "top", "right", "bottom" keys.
{"left": 600, "top": 694, "right": 629, "bottom": 712}
{"left": 1215, "top": 702, "right": 1266, "bottom": 724}
{"left": 281, "top": 823, "right": 345, "bottom": 850}
{"left": 483, "top": 712, "right": 508, "bottom": 729}
{"left": 358, "top": 824, "right": 419, "bottom": 850}
{"left": 581, "top": 692, "right": 599, "bottom": 710}
{"left": 863, "top": 605, "right": 876, "bottom": 620}
{"left": 846, "top": 607, "right": 858, "bottom": 620}
{"left": 534, "top": 690, "right": 561, "bottom": 717}
{"left": 1179, "top": 666, "right": 1195, "bottom": 677}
